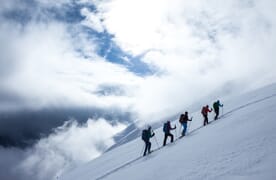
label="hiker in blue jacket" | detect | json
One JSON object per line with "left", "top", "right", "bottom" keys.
{"left": 141, "top": 126, "right": 155, "bottom": 156}
{"left": 179, "top": 111, "right": 192, "bottom": 137}
{"left": 163, "top": 121, "right": 176, "bottom": 146}
{"left": 213, "top": 100, "right": 223, "bottom": 120}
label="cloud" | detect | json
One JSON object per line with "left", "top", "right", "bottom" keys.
{"left": 0, "top": 17, "right": 138, "bottom": 147}
{"left": 0, "top": 147, "right": 26, "bottom": 180}
{"left": 0, "top": 0, "right": 138, "bottom": 163}
{"left": 87, "top": 0, "right": 276, "bottom": 123}
{"left": 0, "top": 20, "right": 141, "bottom": 111}
{"left": 1, "top": 0, "right": 275, "bottom": 135}
{"left": 1, "top": 0, "right": 276, "bottom": 131}
{"left": 0, "top": 118, "right": 125, "bottom": 180}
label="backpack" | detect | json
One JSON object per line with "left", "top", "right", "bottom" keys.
{"left": 179, "top": 114, "right": 184, "bottom": 123}
{"left": 163, "top": 122, "right": 169, "bottom": 133}
{"left": 201, "top": 106, "right": 208, "bottom": 115}
{"left": 213, "top": 102, "right": 218, "bottom": 110}
{"left": 141, "top": 129, "right": 148, "bottom": 141}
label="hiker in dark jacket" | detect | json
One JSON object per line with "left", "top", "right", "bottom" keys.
{"left": 213, "top": 100, "right": 223, "bottom": 120}
{"left": 163, "top": 121, "right": 176, "bottom": 146}
{"left": 141, "top": 126, "right": 155, "bottom": 156}
{"left": 179, "top": 111, "right": 192, "bottom": 136}
{"left": 201, "top": 105, "right": 212, "bottom": 126}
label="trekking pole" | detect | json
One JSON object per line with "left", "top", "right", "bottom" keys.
{"left": 178, "top": 124, "right": 182, "bottom": 137}
{"left": 187, "top": 117, "right": 193, "bottom": 134}
{"left": 152, "top": 130, "right": 160, "bottom": 148}
{"left": 174, "top": 124, "right": 177, "bottom": 138}
{"left": 140, "top": 143, "right": 145, "bottom": 156}
{"left": 187, "top": 121, "right": 191, "bottom": 134}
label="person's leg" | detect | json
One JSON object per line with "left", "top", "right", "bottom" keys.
{"left": 169, "top": 133, "right": 174, "bottom": 142}
{"left": 143, "top": 141, "right": 148, "bottom": 156}
{"left": 163, "top": 134, "right": 168, "bottom": 146}
{"left": 181, "top": 123, "right": 185, "bottom": 136}
{"left": 183, "top": 123, "right": 187, "bottom": 136}
{"left": 215, "top": 109, "right": 219, "bottom": 120}
{"left": 203, "top": 115, "right": 207, "bottom": 126}
{"left": 148, "top": 142, "right": 151, "bottom": 153}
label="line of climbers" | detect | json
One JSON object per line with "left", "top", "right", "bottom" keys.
{"left": 141, "top": 100, "right": 223, "bottom": 156}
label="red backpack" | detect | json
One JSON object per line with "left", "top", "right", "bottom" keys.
{"left": 201, "top": 107, "right": 206, "bottom": 115}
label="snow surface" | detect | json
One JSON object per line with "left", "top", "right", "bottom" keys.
{"left": 61, "top": 83, "right": 276, "bottom": 180}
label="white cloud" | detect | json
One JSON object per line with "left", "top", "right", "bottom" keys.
{"left": 0, "top": 118, "right": 125, "bottom": 180}
{"left": 1, "top": 0, "right": 276, "bottom": 122}
{"left": 87, "top": 0, "right": 276, "bottom": 123}
{"left": 1, "top": 0, "right": 276, "bottom": 123}
{"left": 0, "top": 20, "right": 142, "bottom": 111}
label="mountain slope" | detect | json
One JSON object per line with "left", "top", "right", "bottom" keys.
{"left": 61, "top": 83, "right": 276, "bottom": 180}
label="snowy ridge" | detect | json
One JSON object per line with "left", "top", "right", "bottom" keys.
{"left": 61, "top": 83, "right": 276, "bottom": 180}
{"left": 96, "top": 91, "right": 276, "bottom": 180}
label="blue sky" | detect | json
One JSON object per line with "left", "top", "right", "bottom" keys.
{"left": 2, "top": 0, "right": 153, "bottom": 76}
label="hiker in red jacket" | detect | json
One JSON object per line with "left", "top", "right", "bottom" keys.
{"left": 201, "top": 105, "right": 212, "bottom": 126}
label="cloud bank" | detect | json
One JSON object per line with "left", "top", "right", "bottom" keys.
{"left": 84, "top": 0, "right": 276, "bottom": 122}
{"left": 0, "top": 118, "right": 125, "bottom": 180}
{"left": 1, "top": 0, "right": 276, "bottom": 124}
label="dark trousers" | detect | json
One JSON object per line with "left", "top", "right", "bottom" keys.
{"left": 143, "top": 140, "right": 151, "bottom": 156}
{"left": 214, "top": 108, "right": 219, "bottom": 120}
{"left": 163, "top": 133, "right": 174, "bottom": 146}
{"left": 203, "top": 114, "right": 208, "bottom": 126}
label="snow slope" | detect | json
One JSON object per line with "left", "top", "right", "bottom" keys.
{"left": 61, "top": 83, "right": 276, "bottom": 180}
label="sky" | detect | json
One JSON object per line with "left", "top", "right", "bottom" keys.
{"left": 0, "top": 0, "right": 276, "bottom": 180}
